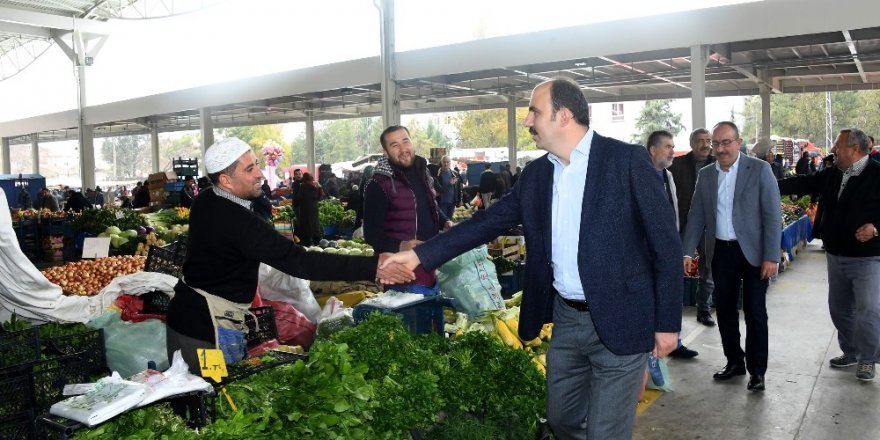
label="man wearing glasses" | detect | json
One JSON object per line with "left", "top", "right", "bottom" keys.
{"left": 682, "top": 121, "right": 781, "bottom": 392}
{"left": 670, "top": 129, "right": 717, "bottom": 327}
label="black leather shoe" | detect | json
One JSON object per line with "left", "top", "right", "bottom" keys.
{"left": 713, "top": 364, "right": 746, "bottom": 380}
{"left": 747, "top": 375, "right": 765, "bottom": 391}
{"left": 697, "top": 312, "right": 716, "bottom": 327}
{"left": 669, "top": 345, "right": 699, "bottom": 359}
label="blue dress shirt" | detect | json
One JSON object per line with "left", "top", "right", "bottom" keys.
{"left": 548, "top": 129, "right": 593, "bottom": 301}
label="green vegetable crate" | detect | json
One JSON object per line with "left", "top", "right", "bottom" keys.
{"left": 353, "top": 295, "right": 455, "bottom": 335}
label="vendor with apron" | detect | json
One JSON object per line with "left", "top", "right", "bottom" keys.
{"left": 166, "top": 138, "right": 414, "bottom": 374}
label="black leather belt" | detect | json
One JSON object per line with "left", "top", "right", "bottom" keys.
{"left": 561, "top": 296, "right": 590, "bottom": 312}
{"left": 716, "top": 239, "right": 739, "bottom": 247}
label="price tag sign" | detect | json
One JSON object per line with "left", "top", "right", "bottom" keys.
{"left": 81, "top": 237, "right": 111, "bottom": 259}
{"left": 196, "top": 348, "right": 228, "bottom": 383}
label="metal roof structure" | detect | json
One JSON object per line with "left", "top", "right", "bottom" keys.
{"left": 2, "top": 0, "right": 880, "bottom": 145}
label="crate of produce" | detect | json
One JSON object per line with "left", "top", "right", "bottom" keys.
{"left": 41, "top": 329, "right": 106, "bottom": 376}
{"left": 41, "top": 219, "right": 72, "bottom": 237}
{"left": 353, "top": 295, "right": 455, "bottom": 335}
{"left": 144, "top": 244, "right": 186, "bottom": 278}
{"left": 0, "top": 326, "right": 40, "bottom": 373}
{"left": 0, "top": 375, "right": 35, "bottom": 418}
{"left": 244, "top": 306, "right": 278, "bottom": 348}
{"left": 32, "top": 356, "right": 102, "bottom": 414}
{"left": 0, "top": 411, "right": 33, "bottom": 440}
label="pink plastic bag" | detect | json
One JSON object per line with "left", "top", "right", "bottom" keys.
{"left": 263, "top": 299, "right": 317, "bottom": 349}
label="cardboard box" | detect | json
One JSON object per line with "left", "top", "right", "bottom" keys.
{"left": 147, "top": 171, "right": 177, "bottom": 189}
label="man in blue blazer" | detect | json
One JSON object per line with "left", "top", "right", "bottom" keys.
{"left": 682, "top": 121, "right": 782, "bottom": 392}
{"left": 383, "top": 77, "right": 683, "bottom": 440}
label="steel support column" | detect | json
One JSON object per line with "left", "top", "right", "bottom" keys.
{"left": 690, "top": 45, "right": 708, "bottom": 130}
{"left": 31, "top": 134, "right": 39, "bottom": 175}
{"left": 760, "top": 85, "right": 771, "bottom": 143}
{"left": 79, "top": 125, "right": 96, "bottom": 190}
{"left": 200, "top": 108, "right": 214, "bottom": 175}
{"left": 1, "top": 138, "right": 10, "bottom": 174}
{"left": 507, "top": 98, "right": 517, "bottom": 170}
{"left": 377, "top": 0, "right": 400, "bottom": 126}
{"left": 151, "top": 125, "right": 160, "bottom": 173}
{"left": 306, "top": 112, "right": 316, "bottom": 177}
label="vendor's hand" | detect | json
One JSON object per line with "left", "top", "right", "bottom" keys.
{"left": 376, "top": 253, "right": 416, "bottom": 285}
{"left": 855, "top": 223, "right": 878, "bottom": 243}
{"left": 399, "top": 240, "right": 423, "bottom": 251}
{"left": 683, "top": 257, "right": 694, "bottom": 276}
{"left": 380, "top": 250, "right": 421, "bottom": 273}
{"left": 760, "top": 261, "right": 778, "bottom": 280}
{"left": 653, "top": 332, "right": 678, "bottom": 358}
{"left": 444, "top": 220, "right": 455, "bottom": 230}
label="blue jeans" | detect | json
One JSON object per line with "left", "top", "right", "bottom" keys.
{"left": 546, "top": 295, "right": 647, "bottom": 440}
{"left": 827, "top": 254, "right": 880, "bottom": 363}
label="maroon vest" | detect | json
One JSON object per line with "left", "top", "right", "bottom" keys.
{"left": 372, "top": 166, "right": 439, "bottom": 286}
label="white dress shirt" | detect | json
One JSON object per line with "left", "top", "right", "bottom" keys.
{"left": 715, "top": 154, "right": 740, "bottom": 241}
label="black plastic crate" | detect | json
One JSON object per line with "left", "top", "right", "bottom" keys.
{"left": 172, "top": 158, "right": 199, "bottom": 177}
{"left": 31, "top": 357, "right": 98, "bottom": 414}
{"left": 0, "top": 375, "right": 34, "bottom": 418}
{"left": 40, "top": 219, "right": 72, "bottom": 237}
{"left": 0, "top": 327, "right": 40, "bottom": 373}
{"left": 0, "top": 411, "right": 33, "bottom": 440}
{"left": 41, "top": 329, "right": 106, "bottom": 376}
{"left": 141, "top": 291, "right": 172, "bottom": 314}
{"left": 144, "top": 244, "right": 185, "bottom": 278}
{"left": 244, "top": 306, "right": 278, "bottom": 348}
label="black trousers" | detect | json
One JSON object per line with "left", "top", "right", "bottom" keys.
{"left": 711, "top": 239, "right": 769, "bottom": 376}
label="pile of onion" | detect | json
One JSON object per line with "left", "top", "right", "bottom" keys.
{"left": 42, "top": 255, "right": 147, "bottom": 296}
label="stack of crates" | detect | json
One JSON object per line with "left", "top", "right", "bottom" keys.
{"left": 0, "top": 325, "right": 107, "bottom": 439}
{"left": 166, "top": 158, "right": 199, "bottom": 208}
{"left": 13, "top": 217, "right": 41, "bottom": 263}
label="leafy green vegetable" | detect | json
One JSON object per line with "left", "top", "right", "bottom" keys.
{"left": 73, "top": 403, "right": 195, "bottom": 440}
{"left": 318, "top": 199, "right": 356, "bottom": 229}
{"left": 1, "top": 312, "right": 33, "bottom": 331}
{"left": 331, "top": 313, "right": 445, "bottom": 435}
{"left": 71, "top": 208, "right": 146, "bottom": 235}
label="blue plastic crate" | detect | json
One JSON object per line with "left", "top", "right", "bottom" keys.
{"left": 353, "top": 296, "right": 455, "bottom": 334}
{"left": 497, "top": 263, "right": 524, "bottom": 299}
{"left": 164, "top": 181, "right": 186, "bottom": 192}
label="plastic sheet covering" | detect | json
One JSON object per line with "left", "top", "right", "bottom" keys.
{"left": 0, "top": 188, "right": 100, "bottom": 323}
{"left": 88, "top": 311, "right": 169, "bottom": 377}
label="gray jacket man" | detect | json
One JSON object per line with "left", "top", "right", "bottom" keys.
{"left": 682, "top": 121, "right": 781, "bottom": 392}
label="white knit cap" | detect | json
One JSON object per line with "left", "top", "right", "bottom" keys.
{"left": 205, "top": 138, "right": 252, "bottom": 173}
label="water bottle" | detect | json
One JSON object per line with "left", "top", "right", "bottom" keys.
{"left": 648, "top": 354, "right": 664, "bottom": 386}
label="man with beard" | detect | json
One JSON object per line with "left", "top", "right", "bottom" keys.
{"left": 670, "top": 128, "right": 717, "bottom": 327}
{"left": 682, "top": 121, "right": 781, "bottom": 392}
{"left": 166, "top": 138, "right": 414, "bottom": 375}
{"left": 363, "top": 125, "right": 452, "bottom": 292}
{"left": 381, "top": 78, "right": 682, "bottom": 439}
{"left": 647, "top": 130, "right": 698, "bottom": 360}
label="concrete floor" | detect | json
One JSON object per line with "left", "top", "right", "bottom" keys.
{"left": 634, "top": 241, "right": 880, "bottom": 440}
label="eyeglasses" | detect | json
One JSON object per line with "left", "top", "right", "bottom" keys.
{"left": 710, "top": 138, "right": 738, "bottom": 148}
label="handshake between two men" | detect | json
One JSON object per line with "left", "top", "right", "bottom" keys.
{"left": 375, "top": 251, "right": 422, "bottom": 285}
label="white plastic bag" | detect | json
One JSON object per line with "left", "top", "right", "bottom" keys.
{"left": 436, "top": 245, "right": 506, "bottom": 318}
{"left": 129, "top": 350, "right": 213, "bottom": 406}
{"left": 50, "top": 373, "right": 148, "bottom": 427}
{"left": 258, "top": 263, "right": 321, "bottom": 322}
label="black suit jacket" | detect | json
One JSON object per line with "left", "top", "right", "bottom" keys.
{"left": 669, "top": 152, "right": 715, "bottom": 233}
{"left": 415, "top": 132, "right": 683, "bottom": 355}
